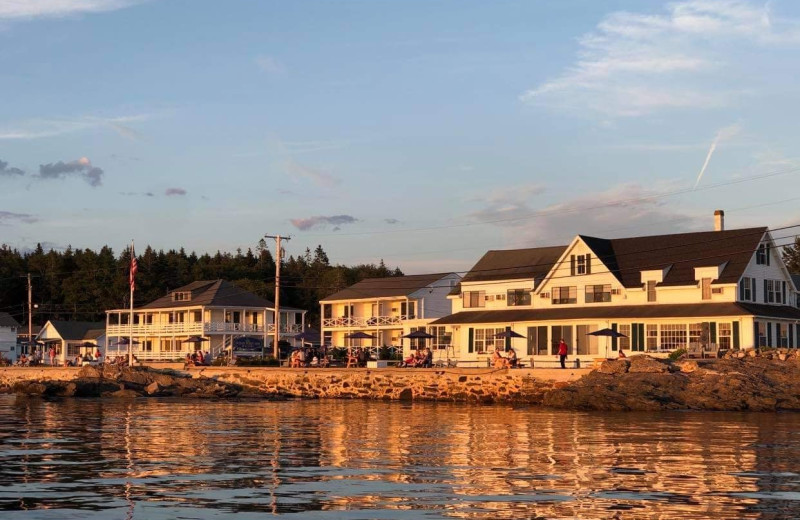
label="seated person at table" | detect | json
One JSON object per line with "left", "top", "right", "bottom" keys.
{"left": 491, "top": 348, "right": 506, "bottom": 369}
{"left": 506, "top": 347, "right": 518, "bottom": 368}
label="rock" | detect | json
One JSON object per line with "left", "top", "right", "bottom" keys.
{"left": 108, "top": 389, "right": 138, "bottom": 398}
{"left": 597, "top": 359, "right": 630, "bottom": 374}
{"left": 779, "top": 353, "right": 788, "bottom": 361}
{"left": 675, "top": 360, "right": 699, "bottom": 373}
{"left": 736, "top": 351, "right": 746, "bottom": 359}
{"left": 145, "top": 382, "right": 161, "bottom": 395}
{"left": 628, "top": 356, "right": 669, "bottom": 373}
{"left": 748, "top": 349, "right": 758, "bottom": 357}
{"left": 398, "top": 388, "right": 413, "bottom": 400}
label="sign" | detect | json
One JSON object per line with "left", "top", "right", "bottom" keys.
{"left": 232, "top": 336, "right": 264, "bottom": 352}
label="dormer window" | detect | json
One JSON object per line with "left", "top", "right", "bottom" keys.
{"left": 571, "top": 254, "right": 591, "bottom": 275}
{"left": 172, "top": 291, "right": 191, "bottom": 302}
{"left": 756, "top": 243, "right": 770, "bottom": 265}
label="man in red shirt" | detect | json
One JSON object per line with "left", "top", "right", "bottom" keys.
{"left": 558, "top": 339, "right": 568, "bottom": 369}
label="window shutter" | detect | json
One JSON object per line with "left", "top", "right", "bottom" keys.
{"left": 764, "top": 280, "right": 768, "bottom": 303}
{"left": 631, "top": 323, "right": 639, "bottom": 351}
{"left": 570, "top": 255, "right": 576, "bottom": 276}
{"left": 739, "top": 280, "right": 745, "bottom": 301}
{"left": 468, "top": 328, "right": 474, "bottom": 353}
{"left": 767, "top": 322, "right": 772, "bottom": 347}
{"left": 777, "top": 323, "right": 782, "bottom": 346}
{"left": 783, "top": 281, "right": 786, "bottom": 304}
{"left": 638, "top": 324, "right": 645, "bottom": 351}
{"left": 586, "top": 254, "right": 592, "bottom": 274}
{"left": 791, "top": 324, "right": 795, "bottom": 348}
{"left": 752, "top": 278, "right": 756, "bottom": 302}
{"left": 767, "top": 245, "right": 771, "bottom": 266}
{"left": 733, "top": 321, "right": 740, "bottom": 349}
{"left": 611, "top": 323, "right": 618, "bottom": 351}
{"left": 710, "top": 322, "right": 717, "bottom": 344}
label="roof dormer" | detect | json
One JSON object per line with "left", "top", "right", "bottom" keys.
{"left": 172, "top": 291, "right": 192, "bottom": 302}
{"left": 641, "top": 266, "right": 671, "bottom": 285}
{"left": 694, "top": 262, "right": 728, "bottom": 282}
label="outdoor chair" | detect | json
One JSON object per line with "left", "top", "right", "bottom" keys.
{"left": 687, "top": 342, "right": 703, "bottom": 358}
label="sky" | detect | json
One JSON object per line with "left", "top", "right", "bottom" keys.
{"left": 1, "top": 0, "right": 800, "bottom": 274}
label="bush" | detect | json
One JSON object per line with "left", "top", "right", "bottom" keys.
{"left": 235, "top": 356, "right": 280, "bottom": 367}
{"left": 668, "top": 348, "right": 687, "bottom": 361}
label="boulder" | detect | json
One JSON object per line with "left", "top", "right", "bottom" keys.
{"left": 145, "top": 382, "right": 161, "bottom": 395}
{"left": 597, "top": 359, "right": 630, "bottom": 374}
{"left": 628, "top": 356, "right": 669, "bottom": 373}
{"left": 674, "top": 360, "right": 700, "bottom": 373}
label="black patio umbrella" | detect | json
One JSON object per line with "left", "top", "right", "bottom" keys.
{"left": 344, "top": 331, "right": 377, "bottom": 340}
{"left": 401, "top": 330, "right": 435, "bottom": 340}
{"left": 113, "top": 338, "right": 141, "bottom": 346}
{"left": 588, "top": 328, "right": 627, "bottom": 357}
{"left": 294, "top": 331, "right": 321, "bottom": 342}
{"left": 184, "top": 336, "right": 210, "bottom": 344}
{"left": 492, "top": 330, "right": 525, "bottom": 339}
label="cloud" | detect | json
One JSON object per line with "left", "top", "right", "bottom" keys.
{"left": 464, "top": 183, "right": 547, "bottom": 226}
{"left": 0, "top": 114, "right": 150, "bottom": 140}
{"left": 165, "top": 188, "right": 187, "bottom": 196}
{"left": 469, "top": 182, "right": 698, "bottom": 247}
{"left": 0, "top": 211, "right": 37, "bottom": 224}
{"left": 384, "top": 218, "right": 401, "bottom": 225}
{"left": 286, "top": 159, "right": 341, "bottom": 188}
{"left": 120, "top": 191, "right": 155, "bottom": 197}
{"left": 0, "top": 159, "right": 24, "bottom": 176}
{"left": 521, "top": 0, "right": 800, "bottom": 117}
{"left": 38, "top": 157, "right": 104, "bottom": 187}
{"left": 290, "top": 215, "right": 358, "bottom": 231}
{"left": 694, "top": 123, "right": 742, "bottom": 188}
{"left": 0, "top": 0, "right": 148, "bottom": 20}
{"left": 255, "top": 55, "right": 287, "bottom": 77}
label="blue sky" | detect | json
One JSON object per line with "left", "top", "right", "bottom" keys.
{"left": 1, "top": 0, "right": 800, "bottom": 274}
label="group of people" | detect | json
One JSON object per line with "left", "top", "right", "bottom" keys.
{"left": 491, "top": 346, "right": 519, "bottom": 368}
{"left": 291, "top": 346, "right": 329, "bottom": 368}
{"left": 185, "top": 350, "right": 212, "bottom": 367}
{"left": 401, "top": 348, "right": 433, "bottom": 368}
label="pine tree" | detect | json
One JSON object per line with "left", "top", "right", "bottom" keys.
{"left": 783, "top": 237, "right": 800, "bottom": 274}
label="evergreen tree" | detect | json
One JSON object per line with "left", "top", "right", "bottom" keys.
{"left": 783, "top": 237, "right": 800, "bottom": 274}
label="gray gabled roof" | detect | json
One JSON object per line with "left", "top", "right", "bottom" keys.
{"left": 139, "top": 279, "right": 302, "bottom": 311}
{"left": 460, "top": 245, "right": 568, "bottom": 285}
{"left": 0, "top": 312, "right": 20, "bottom": 329}
{"left": 44, "top": 321, "right": 105, "bottom": 341}
{"left": 321, "top": 273, "right": 453, "bottom": 302}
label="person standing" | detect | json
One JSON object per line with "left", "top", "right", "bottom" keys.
{"left": 558, "top": 339, "right": 569, "bottom": 369}
{"left": 48, "top": 345, "right": 56, "bottom": 366}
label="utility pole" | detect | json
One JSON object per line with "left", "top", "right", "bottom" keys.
{"left": 27, "top": 273, "right": 32, "bottom": 356}
{"left": 265, "top": 234, "right": 290, "bottom": 359}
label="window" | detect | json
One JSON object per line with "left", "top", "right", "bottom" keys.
{"left": 571, "top": 254, "right": 592, "bottom": 275}
{"left": 755, "top": 321, "right": 766, "bottom": 347}
{"left": 507, "top": 289, "right": 531, "bottom": 306}
{"left": 141, "top": 340, "right": 153, "bottom": 352}
{"left": 463, "top": 291, "right": 485, "bottom": 308}
{"left": 474, "top": 327, "right": 504, "bottom": 354}
{"left": 718, "top": 323, "right": 732, "bottom": 350}
{"left": 172, "top": 291, "right": 191, "bottom": 302}
{"left": 661, "top": 324, "right": 688, "bottom": 351}
{"left": 765, "top": 280, "right": 781, "bottom": 304}
{"left": 756, "top": 243, "right": 768, "bottom": 265}
{"left": 646, "top": 324, "right": 658, "bottom": 350}
{"left": 323, "top": 331, "right": 332, "bottom": 346}
{"left": 550, "top": 325, "right": 573, "bottom": 355}
{"left": 575, "top": 325, "right": 599, "bottom": 355}
{"left": 323, "top": 304, "right": 332, "bottom": 319}
{"left": 779, "top": 324, "right": 788, "bottom": 347}
{"left": 585, "top": 284, "right": 611, "bottom": 303}
{"left": 192, "top": 310, "right": 202, "bottom": 322}
{"left": 618, "top": 324, "right": 631, "bottom": 351}
{"left": 552, "top": 286, "right": 577, "bottom": 304}
{"left": 527, "top": 326, "right": 548, "bottom": 356}
{"left": 647, "top": 281, "right": 657, "bottom": 302}
{"left": 400, "top": 301, "right": 416, "bottom": 319}
{"left": 739, "top": 277, "right": 753, "bottom": 301}
{"left": 701, "top": 278, "right": 712, "bottom": 300}
{"left": 430, "top": 326, "right": 450, "bottom": 350}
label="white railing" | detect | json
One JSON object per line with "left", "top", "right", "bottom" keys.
{"left": 322, "top": 315, "right": 414, "bottom": 328}
{"left": 104, "top": 348, "right": 191, "bottom": 362}
{"left": 205, "top": 322, "right": 265, "bottom": 333}
{"left": 107, "top": 323, "right": 204, "bottom": 336}
{"left": 267, "top": 323, "right": 303, "bottom": 334}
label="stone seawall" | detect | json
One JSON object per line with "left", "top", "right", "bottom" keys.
{"left": 0, "top": 366, "right": 591, "bottom": 403}
{"left": 191, "top": 367, "right": 590, "bottom": 403}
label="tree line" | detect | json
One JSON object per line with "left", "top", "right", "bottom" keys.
{"left": 0, "top": 240, "right": 402, "bottom": 327}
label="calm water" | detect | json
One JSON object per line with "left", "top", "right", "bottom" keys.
{"left": 2, "top": 395, "right": 800, "bottom": 519}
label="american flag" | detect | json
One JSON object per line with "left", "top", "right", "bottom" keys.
{"left": 130, "top": 245, "right": 138, "bottom": 292}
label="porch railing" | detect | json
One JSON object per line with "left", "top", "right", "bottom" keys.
{"left": 107, "top": 322, "right": 303, "bottom": 336}
{"left": 322, "top": 315, "right": 414, "bottom": 328}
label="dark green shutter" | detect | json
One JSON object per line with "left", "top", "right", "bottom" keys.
{"left": 586, "top": 254, "right": 592, "bottom": 274}
{"left": 733, "top": 321, "right": 740, "bottom": 349}
{"left": 468, "top": 328, "right": 474, "bottom": 353}
{"left": 570, "top": 255, "right": 576, "bottom": 276}
{"left": 638, "top": 324, "right": 645, "bottom": 351}
{"left": 505, "top": 326, "right": 511, "bottom": 351}
{"left": 611, "top": 323, "right": 618, "bottom": 351}
{"left": 764, "top": 280, "right": 769, "bottom": 303}
{"left": 752, "top": 278, "right": 757, "bottom": 302}
{"left": 767, "top": 322, "right": 772, "bottom": 347}
{"left": 739, "top": 280, "right": 745, "bottom": 301}
{"left": 710, "top": 322, "right": 717, "bottom": 344}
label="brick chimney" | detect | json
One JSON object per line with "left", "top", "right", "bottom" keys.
{"left": 714, "top": 210, "right": 725, "bottom": 231}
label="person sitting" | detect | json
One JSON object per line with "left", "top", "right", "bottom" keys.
{"left": 309, "top": 355, "right": 319, "bottom": 367}
{"left": 491, "top": 348, "right": 506, "bottom": 369}
{"left": 402, "top": 352, "right": 418, "bottom": 367}
{"left": 185, "top": 353, "right": 194, "bottom": 367}
{"left": 618, "top": 349, "right": 627, "bottom": 359}
{"left": 506, "top": 347, "right": 518, "bottom": 368}
{"left": 421, "top": 348, "right": 433, "bottom": 368}
{"left": 17, "top": 354, "right": 28, "bottom": 366}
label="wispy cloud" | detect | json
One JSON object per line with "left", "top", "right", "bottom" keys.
{"left": 286, "top": 159, "right": 341, "bottom": 188}
{"left": 694, "top": 123, "right": 742, "bottom": 188}
{"left": 0, "top": 159, "right": 24, "bottom": 176}
{"left": 120, "top": 191, "right": 154, "bottom": 197}
{"left": 0, "top": 114, "right": 150, "bottom": 140}
{"left": 290, "top": 215, "right": 358, "bottom": 231}
{"left": 521, "top": 0, "right": 800, "bottom": 117}
{"left": 384, "top": 218, "right": 401, "bottom": 225}
{"left": 38, "top": 157, "right": 104, "bottom": 187}
{"left": 0, "top": 211, "right": 37, "bottom": 224}
{"left": 465, "top": 183, "right": 547, "bottom": 225}
{"left": 0, "top": 0, "right": 149, "bottom": 20}
{"left": 165, "top": 187, "right": 186, "bottom": 196}
{"left": 255, "top": 55, "right": 287, "bottom": 77}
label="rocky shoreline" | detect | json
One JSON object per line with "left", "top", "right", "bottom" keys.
{"left": 3, "top": 352, "right": 800, "bottom": 411}
{"left": 544, "top": 351, "right": 800, "bottom": 411}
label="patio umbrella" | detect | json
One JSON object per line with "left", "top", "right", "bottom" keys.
{"left": 588, "top": 328, "right": 627, "bottom": 358}
{"left": 344, "top": 331, "right": 378, "bottom": 360}
{"left": 492, "top": 329, "right": 525, "bottom": 352}
{"left": 183, "top": 336, "right": 210, "bottom": 344}
{"left": 401, "top": 330, "right": 435, "bottom": 339}
{"left": 113, "top": 338, "right": 141, "bottom": 346}
{"left": 294, "top": 331, "right": 321, "bottom": 342}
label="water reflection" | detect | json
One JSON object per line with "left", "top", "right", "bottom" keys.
{"left": 1, "top": 395, "right": 800, "bottom": 519}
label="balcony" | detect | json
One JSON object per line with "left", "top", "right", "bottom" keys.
{"left": 107, "top": 322, "right": 303, "bottom": 336}
{"left": 322, "top": 315, "right": 414, "bottom": 328}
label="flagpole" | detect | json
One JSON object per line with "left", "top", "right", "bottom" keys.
{"left": 129, "top": 240, "right": 134, "bottom": 366}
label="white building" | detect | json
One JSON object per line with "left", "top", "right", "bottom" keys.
{"left": 429, "top": 213, "right": 800, "bottom": 367}
{"left": 0, "top": 312, "right": 20, "bottom": 363}
{"left": 106, "top": 279, "right": 306, "bottom": 361}
{"left": 37, "top": 320, "right": 106, "bottom": 365}
{"left": 320, "top": 272, "right": 462, "bottom": 359}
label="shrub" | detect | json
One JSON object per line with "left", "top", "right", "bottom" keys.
{"left": 235, "top": 356, "right": 280, "bottom": 367}
{"left": 668, "top": 348, "right": 687, "bottom": 361}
